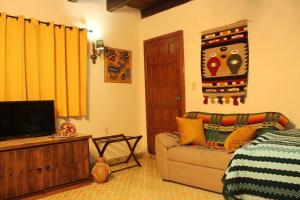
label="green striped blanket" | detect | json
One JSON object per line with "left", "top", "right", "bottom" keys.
{"left": 223, "top": 129, "right": 300, "bottom": 200}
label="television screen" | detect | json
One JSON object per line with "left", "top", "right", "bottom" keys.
{"left": 0, "top": 100, "right": 56, "bottom": 140}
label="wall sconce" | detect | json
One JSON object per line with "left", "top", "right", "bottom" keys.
{"left": 90, "top": 40, "right": 105, "bottom": 64}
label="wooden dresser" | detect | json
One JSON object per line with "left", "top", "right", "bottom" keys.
{"left": 0, "top": 135, "right": 91, "bottom": 200}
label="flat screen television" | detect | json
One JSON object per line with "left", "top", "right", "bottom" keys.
{"left": 0, "top": 100, "right": 56, "bottom": 140}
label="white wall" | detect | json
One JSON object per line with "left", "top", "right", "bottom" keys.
{"left": 139, "top": 0, "right": 300, "bottom": 134}
{"left": 0, "top": 0, "right": 145, "bottom": 161}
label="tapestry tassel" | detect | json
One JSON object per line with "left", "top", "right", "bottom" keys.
{"left": 224, "top": 97, "right": 230, "bottom": 104}
{"left": 232, "top": 96, "right": 239, "bottom": 106}
{"left": 203, "top": 96, "right": 208, "bottom": 104}
{"left": 211, "top": 97, "right": 216, "bottom": 104}
{"left": 217, "top": 96, "right": 224, "bottom": 104}
{"left": 240, "top": 95, "right": 246, "bottom": 103}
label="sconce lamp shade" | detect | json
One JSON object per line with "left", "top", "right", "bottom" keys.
{"left": 91, "top": 40, "right": 105, "bottom": 64}
{"left": 96, "top": 40, "right": 105, "bottom": 51}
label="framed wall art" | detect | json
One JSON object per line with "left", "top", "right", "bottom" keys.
{"left": 104, "top": 47, "right": 132, "bottom": 83}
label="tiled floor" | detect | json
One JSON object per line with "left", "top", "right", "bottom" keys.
{"left": 39, "top": 156, "right": 224, "bottom": 200}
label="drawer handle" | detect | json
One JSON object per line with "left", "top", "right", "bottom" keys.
{"left": 45, "top": 166, "right": 51, "bottom": 171}
{"left": 36, "top": 168, "right": 43, "bottom": 174}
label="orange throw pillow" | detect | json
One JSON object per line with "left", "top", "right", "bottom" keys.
{"left": 176, "top": 117, "right": 206, "bottom": 145}
{"left": 224, "top": 126, "right": 256, "bottom": 153}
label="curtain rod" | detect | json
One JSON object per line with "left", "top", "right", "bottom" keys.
{"left": 3, "top": 13, "right": 92, "bottom": 32}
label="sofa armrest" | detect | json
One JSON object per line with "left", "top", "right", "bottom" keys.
{"left": 156, "top": 132, "right": 179, "bottom": 149}
{"left": 155, "top": 133, "right": 179, "bottom": 180}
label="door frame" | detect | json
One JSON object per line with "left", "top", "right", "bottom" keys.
{"left": 143, "top": 30, "right": 185, "bottom": 153}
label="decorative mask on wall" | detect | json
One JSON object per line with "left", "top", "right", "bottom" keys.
{"left": 104, "top": 47, "right": 132, "bottom": 83}
{"left": 201, "top": 20, "right": 249, "bottom": 106}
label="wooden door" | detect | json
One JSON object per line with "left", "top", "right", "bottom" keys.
{"left": 0, "top": 139, "right": 91, "bottom": 199}
{"left": 44, "top": 143, "right": 67, "bottom": 188}
{"left": 0, "top": 152, "right": 6, "bottom": 200}
{"left": 26, "top": 148, "right": 37, "bottom": 193}
{"left": 56, "top": 143, "right": 68, "bottom": 185}
{"left": 44, "top": 144, "right": 56, "bottom": 189}
{"left": 2, "top": 148, "right": 45, "bottom": 199}
{"left": 15, "top": 149, "right": 28, "bottom": 196}
{"left": 56, "top": 142, "right": 76, "bottom": 185}
{"left": 73, "top": 140, "right": 90, "bottom": 181}
{"left": 81, "top": 139, "right": 90, "bottom": 179}
{"left": 5, "top": 150, "right": 17, "bottom": 199}
{"left": 144, "top": 30, "right": 185, "bottom": 154}
{"left": 68, "top": 140, "right": 90, "bottom": 181}
{"left": 66, "top": 141, "right": 76, "bottom": 182}
{"left": 73, "top": 140, "right": 83, "bottom": 180}
{"left": 51, "top": 143, "right": 60, "bottom": 187}
{"left": 25, "top": 147, "right": 44, "bottom": 194}
{"left": 34, "top": 147, "right": 45, "bottom": 192}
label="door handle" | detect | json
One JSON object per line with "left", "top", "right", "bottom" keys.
{"left": 175, "top": 96, "right": 181, "bottom": 101}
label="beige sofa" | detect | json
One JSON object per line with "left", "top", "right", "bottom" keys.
{"left": 155, "top": 111, "right": 289, "bottom": 193}
{"left": 155, "top": 133, "right": 232, "bottom": 192}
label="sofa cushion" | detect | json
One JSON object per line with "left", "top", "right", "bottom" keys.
{"left": 176, "top": 117, "right": 206, "bottom": 145}
{"left": 183, "top": 112, "right": 289, "bottom": 148}
{"left": 224, "top": 126, "right": 256, "bottom": 153}
{"left": 167, "top": 146, "right": 232, "bottom": 170}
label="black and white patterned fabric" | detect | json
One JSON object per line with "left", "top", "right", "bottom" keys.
{"left": 223, "top": 129, "right": 300, "bottom": 200}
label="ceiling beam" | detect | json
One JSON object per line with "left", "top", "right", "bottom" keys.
{"left": 141, "top": 0, "right": 191, "bottom": 18}
{"left": 107, "top": 0, "right": 131, "bottom": 12}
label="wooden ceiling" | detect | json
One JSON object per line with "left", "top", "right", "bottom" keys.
{"left": 106, "top": 0, "right": 192, "bottom": 18}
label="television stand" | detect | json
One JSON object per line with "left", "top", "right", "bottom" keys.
{"left": 0, "top": 134, "right": 92, "bottom": 200}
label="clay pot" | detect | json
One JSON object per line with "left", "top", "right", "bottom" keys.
{"left": 91, "top": 157, "right": 111, "bottom": 183}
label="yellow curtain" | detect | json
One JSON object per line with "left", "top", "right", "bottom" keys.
{"left": 6, "top": 16, "right": 26, "bottom": 101}
{"left": 0, "top": 13, "right": 6, "bottom": 101}
{"left": 0, "top": 12, "right": 87, "bottom": 117}
{"left": 39, "top": 22, "right": 55, "bottom": 100}
{"left": 55, "top": 25, "right": 68, "bottom": 117}
{"left": 66, "top": 27, "right": 80, "bottom": 116}
{"left": 25, "top": 18, "right": 40, "bottom": 100}
{"left": 79, "top": 29, "right": 87, "bottom": 116}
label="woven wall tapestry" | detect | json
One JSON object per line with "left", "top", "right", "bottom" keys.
{"left": 104, "top": 47, "right": 132, "bottom": 83}
{"left": 201, "top": 20, "right": 249, "bottom": 105}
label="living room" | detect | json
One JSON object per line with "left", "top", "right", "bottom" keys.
{"left": 0, "top": 0, "right": 300, "bottom": 199}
